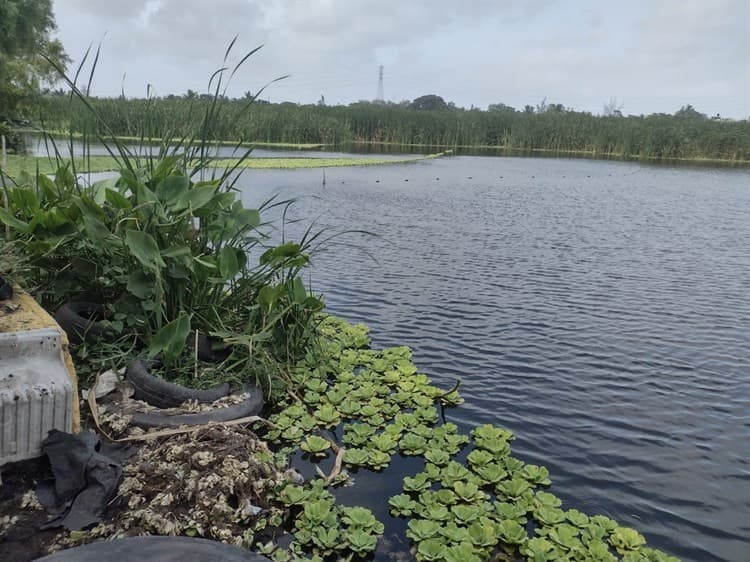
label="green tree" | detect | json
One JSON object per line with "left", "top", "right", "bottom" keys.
{"left": 0, "top": 0, "right": 69, "bottom": 119}
{"left": 674, "top": 104, "right": 707, "bottom": 119}
{"left": 488, "top": 103, "right": 516, "bottom": 113}
{"left": 410, "top": 94, "right": 448, "bottom": 111}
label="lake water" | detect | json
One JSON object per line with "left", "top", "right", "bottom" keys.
{"left": 237, "top": 155, "right": 750, "bottom": 562}
{"left": 25, "top": 135, "right": 749, "bottom": 560}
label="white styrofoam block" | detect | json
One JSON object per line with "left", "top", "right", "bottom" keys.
{"left": 0, "top": 328, "right": 74, "bottom": 465}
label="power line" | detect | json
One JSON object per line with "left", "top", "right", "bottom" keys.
{"left": 376, "top": 65, "right": 384, "bottom": 101}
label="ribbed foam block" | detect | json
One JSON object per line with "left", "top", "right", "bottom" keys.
{"left": 0, "top": 328, "right": 74, "bottom": 465}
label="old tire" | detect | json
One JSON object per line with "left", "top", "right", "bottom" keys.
{"left": 188, "top": 330, "right": 232, "bottom": 362}
{"left": 111, "top": 386, "right": 264, "bottom": 429}
{"left": 54, "top": 301, "right": 114, "bottom": 344}
{"left": 126, "top": 359, "right": 230, "bottom": 408}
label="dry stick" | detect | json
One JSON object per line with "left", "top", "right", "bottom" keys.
{"left": 325, "top": 446, "right": 345, "bottom": 484}
{"left": 434, "top": 379, "right": 461, "bottom": 400}
{"left": 314, "top": 429, "right": 345, "bottom": 483}
{"left": 194, "top": 330, "right": 199, "bottom": 381}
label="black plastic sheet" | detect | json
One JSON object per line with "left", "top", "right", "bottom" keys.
{"left": 37, "top": 430, "right": 123, "bottom": 531}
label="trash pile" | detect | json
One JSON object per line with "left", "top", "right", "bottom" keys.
{"left": 48, "top": 424, "right": 293, "bottom": 554}
{"left": 0, "top": 365, "right": 298, "bottom": 559}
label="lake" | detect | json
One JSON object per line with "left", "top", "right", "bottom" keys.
{"left": 238, "top": 155, "right": 749, "bottom": 562}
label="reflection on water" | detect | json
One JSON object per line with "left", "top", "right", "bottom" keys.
{"left": 239, "top": 156, "right": 750, "bottom": 562}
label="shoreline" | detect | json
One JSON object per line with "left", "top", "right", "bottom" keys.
{"left": 14, "top": 130, "right": 750, "bottom": 167}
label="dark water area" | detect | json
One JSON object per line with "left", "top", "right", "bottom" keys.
{"left": 238, "top": 156, "right": 750, "bottom": 562}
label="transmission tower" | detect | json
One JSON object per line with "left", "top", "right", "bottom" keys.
{"left": 376, "top": 65, "right": 384, "bottom": 102}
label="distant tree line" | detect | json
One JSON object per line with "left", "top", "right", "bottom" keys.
{"left": 33, "top": 92, "right": 750, "bottom": 161}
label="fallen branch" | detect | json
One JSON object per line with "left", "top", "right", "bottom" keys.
{"left": 325, "top": 446, "right": 346, "bottom": 484}
{"left": 434, "top": 379, "right": 461, "bottom": 400}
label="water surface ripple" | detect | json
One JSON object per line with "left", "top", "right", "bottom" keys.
{"left": 241, "top": 156, "right": 750, "bottom": 562}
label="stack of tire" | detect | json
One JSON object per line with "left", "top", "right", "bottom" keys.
{"left": 55, "top": 301, "right": 263, "bottom": 428}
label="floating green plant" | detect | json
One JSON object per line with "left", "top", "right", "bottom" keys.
{"left": 261, "top": 315, "right": 680, "bottom": 562}
{"left": 0, "top": 152, "right": 446, "bottom": 178}
{"left": 299, "top": 435, "right": 330, "bottom": 457}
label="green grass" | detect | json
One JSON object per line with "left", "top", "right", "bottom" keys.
{"left": 1, "top": 155, "right": 121, "bottom": 176}
{"left": 0, "top": 152, "right": 444, "bottom": 177}
{"left": 37, "top": 94, "right": 750, "bottom": 162}
{"left": 37, "top": 130, "right": 327, "bottom": 150}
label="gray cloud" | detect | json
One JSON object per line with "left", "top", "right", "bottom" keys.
{"left": 52, "top": 0, "right": 749, "bottom": 117}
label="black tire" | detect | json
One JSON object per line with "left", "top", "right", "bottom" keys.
{"left": 0, "top": 275, "right": 12, "bottom": 301}
{"left": 126, "top": 359, "right": 231, "bottom": 408}
{"left": 188, "top": 331, "right": 232, "bottom": 362}
{"left": 111, "top": 386, "right": 264, "bottom": 429}
{"left": 35, "top": 536, "right": 270, "bottom": 561}
{"left": 54, "top": 301, "right": 114, "bottom": 344}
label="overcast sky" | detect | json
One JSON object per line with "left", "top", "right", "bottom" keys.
{"left": 52, "top": 0, "right": 749, "bottom": 118}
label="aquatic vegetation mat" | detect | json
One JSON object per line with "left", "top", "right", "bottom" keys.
{"left": 1, "top": 152, "right": 443, "bottom": 177}
{"left": 261, "top": 315, "right": 680, "bottom": 561}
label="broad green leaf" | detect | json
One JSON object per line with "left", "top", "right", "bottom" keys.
{"left": 156, "top": 175, "right": 190, "bottom": 207}
{"left": 259, "top": 242, "right": 304, "bottom": 265}
{"left": 125, "top": 229, "right": 165, "bottom": 270}
{"left": 149, "top": 313, "right": 191, "bottom": 363}
{"left": 82, "top": 215, "right": 114, "bottom": 242}
{"left": 134, "top": 181, "right": 159, "bottom": 208}
{"left": 193, "top": 255, "right": 218, "bottom": 270}
{"left": 126, "top": 270, "right": 155, "bottom": 298}
{"left": 219, "top": 246, "right": 241, "bottom": 279}
{"left": 37, "top": 173, "right": 57, "bottom": 202}
{"left": 175, "top": 184, "right": 217, "bottom": 212}
{"left": 235, "top": 207, "right": 260, "bottom": 230}
{"left": 291, "top": 276, "right": 307, "bottom": 303}
{"left": 11, "top": 187, "right": 40, "bottom": 214}
{"left": 91, "top": 179, "right": 110, "bottom": 205}
{"left": 105, "top": 188, "right": 132, "bottom": 210}
{"left": 0, "top": 208, "right": 29, "bottom": 233}
{"left": 153, "top": 154, "right": 183, "bottom": 180}
{"left": 92, "top": 177, "right": 119, "bottom": 195}
{"left": 161, "top": 245, "right": 192, "bottom": 258}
